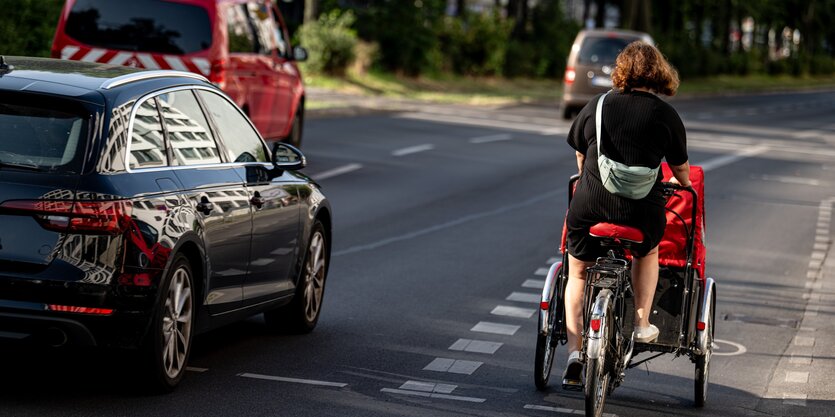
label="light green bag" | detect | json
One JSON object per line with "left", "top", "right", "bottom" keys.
{"left": 595, "top": 92, "right": 659, "bottom": 200}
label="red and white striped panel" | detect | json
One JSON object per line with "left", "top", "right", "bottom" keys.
{"left": 60, "top": 45, "right": 210, "bottom": 77}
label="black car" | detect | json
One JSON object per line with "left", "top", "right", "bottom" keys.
{"left": 0, "top": 57, "right": 332, "bottom": 390}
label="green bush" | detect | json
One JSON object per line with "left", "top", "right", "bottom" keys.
{"left": 438, "top": 12, "right": 513, "bottom": 76}
{"left": 364, "top": 0, "right": 446, "bottom": 76}
{"left": 297, "top": 10, "right": 358, "bottom": 76}
{"left": 0, "top": 0, "right": 63, "bottom": 57}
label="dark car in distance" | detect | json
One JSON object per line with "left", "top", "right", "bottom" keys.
{"left": 0, "top": 57, "right": 331, "bottom": 391}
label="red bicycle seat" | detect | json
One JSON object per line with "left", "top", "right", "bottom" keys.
{"left": 589, "top": 223, "right": 645, "bottom": 244}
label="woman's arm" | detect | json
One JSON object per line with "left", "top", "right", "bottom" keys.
{"left": 669, "top": 161, "right": 692, "bottom": 187}
{"left": 575, "top": 151, "right": 585, "bottom": 175}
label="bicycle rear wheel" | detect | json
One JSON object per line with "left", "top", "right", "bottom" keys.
{"left": 534, "top": 271, "right": 566, "bottom": 390}
{"left": 585, "top": 289, "right": 614, "bottom": 417}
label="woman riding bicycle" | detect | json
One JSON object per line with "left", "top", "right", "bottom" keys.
{"left": 562, "top": 41, "right": 692, "bottom": 387}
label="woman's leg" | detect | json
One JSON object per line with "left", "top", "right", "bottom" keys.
{"left": 631, "top": 245, "right": 660, "bottom": 328}
{"left": 566, "top": 254, "right": 593, "bottom": 353}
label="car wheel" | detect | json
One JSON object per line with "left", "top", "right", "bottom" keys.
{"left": 141, "top": 254, "right": 195, "bottom": 392}
{"left": 264, "top": 221, "right": 327, "bottom": 333}
{"left": 284, "top": 110, "right": 303, "bottom": 148}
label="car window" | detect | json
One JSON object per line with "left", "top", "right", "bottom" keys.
{"left": 196, "top": 91, "right": 267, "bottom": 163}
{"left": 129, "top": 98, "right": 168, "bottom": 170}
{"left": 246, "top": 2, "right": 280, "bottom": 56}
{"left": 227, "top": 4, "right": 257, "bottom": 53}
{"left": 577, "top": 37, "right": 635, "bottom": 65}
{"left": 0, "top": 102, "right": 87, "bottom": 173}
{"left": 156, "top": 90, "right": 222, "bottom": 166}
{"left": 65, "top": 0, "right": 212, "bottom": 55}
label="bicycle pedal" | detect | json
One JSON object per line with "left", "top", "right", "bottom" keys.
{"left": 562, "top": 379, "right": 584, "bottom": 391}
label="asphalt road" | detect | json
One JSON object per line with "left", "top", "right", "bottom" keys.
{"left": 2, "top": 90, "right": 834, "bottom": 417}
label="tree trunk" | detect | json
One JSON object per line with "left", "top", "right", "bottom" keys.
{"left": 303, "top": 0, "right": 318, "bottom": 24}
{"left": 595, "top": 0, "right": 606, "bottom": 28}
{"left": 456, "top": 0, "right": 467, "bottom": 18}
{"left": 583, "top": 0, "right": 592, "bottom": 27}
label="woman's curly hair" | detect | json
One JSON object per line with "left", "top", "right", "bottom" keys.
{"left": 612, "top": 41, "right": 680, "bottom": 96}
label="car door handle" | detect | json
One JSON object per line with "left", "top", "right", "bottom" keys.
{"left": 250, "top": 195, "right": 265, "bottom": 208}
{"left": 196, "top": 197, "right": 214, "bottom": 215}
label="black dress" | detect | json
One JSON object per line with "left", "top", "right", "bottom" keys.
{"left": 566, "top": 90, "right": 688, "bottom": 261}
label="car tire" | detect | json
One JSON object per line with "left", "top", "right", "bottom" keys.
{"left": 284, "top": 109, "right": 303, "bottom": 148}
{"left": 264, "top": 220, "right": 328, "bottom": 334}
{"left": 140, "top": 254, "right": 195, "bottom": 392}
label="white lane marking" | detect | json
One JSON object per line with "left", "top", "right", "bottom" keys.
{"left": 814, "top": 243, "right": 828, "bottom": 251}
{"left": 398, "top": 112, "right": 560, "bottom": 135}
{"left": 491, "top": 305, "right": 536, "bottom": 319}
{"left": 786, "top": 371, "right": 810, "bottom": 383}
{"left": 523, "top": 279, "right": 545, "bottom": 289}
{"left": 506, "top": 292, "right": 540, "bottom": 303}
{"left": 698, "top": 145, "right": 770, "bottom": 172}
{"left": 789, "top": 355, "right": 812, "bottom": 365}
{"left": 400, "top": 380, "right": 457, "bottom": 394}
{"left": 712, "top": 339, "right": 747, "bottom": 356}
{"left": 471, "top": 321, "right": 520, "bottom": 336}
{"left": 534, "top": 267, "right": 550, "bottom": 276}
{"left": 392, "top": 144, "right": 435, "bottom": 157}
{"left": 793, "top": 336, "right": 815, "bottom": 347}
{"left": 469, "top": 133, "right": 512, "bottom": 144}
{"left": 381, "top": 388, "right": 486, "bottom": 403}
{"left": 539, "top": 127, "right": 571, "bottom": 135}
{"left": 753, "top": 175, "right": 823, "bottom": 186}
{"left": 186, "top": 367, "right": 209, "bottom": 373}
{"left": 815, "top": 235, "right": 829, "bottom": 242}
{"left": 782, "top": 393, "right": 807, "bottom": 406}
{"left": 448, "top": 339, "right": 503, "bottom": 354}
{"left": 310, "top": 163, "right": 363, "bottom": 180}
{"left": 524, "top": 404, "right": 618, "bottom": 416}
{"left": 333, "top": 188, "right": 563, "bottom": 256}
{"left": 811, "top": 251, "right": 826, "bottom": 260}
{"left": 547, "top": 257, "right": 560, "bottom": 264}
{"left": 423, "top": 358, "right": 483, "bottom": 375}
{"left": 237, "top": 372, "right": 347, "bottom": 388}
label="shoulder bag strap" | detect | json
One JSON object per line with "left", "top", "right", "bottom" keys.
{"left": 595, "top": 91, "right": 609, "bottom": 158}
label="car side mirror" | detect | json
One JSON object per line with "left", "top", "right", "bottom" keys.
{"left": 272, "top": 142, "right": 306, "bottom": 171}
{"left": 293, "top": 46, "right": 308, "bottom": 62}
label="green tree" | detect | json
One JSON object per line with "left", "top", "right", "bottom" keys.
{"left": 0, "top": 0, "right": 64, "bottom": 57}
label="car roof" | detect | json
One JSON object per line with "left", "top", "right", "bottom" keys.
{"left": 576, "top": 29, "right": 654, "bottom": 43}
{"left": 0, "top": 56, "right": 210, "bottom": 101}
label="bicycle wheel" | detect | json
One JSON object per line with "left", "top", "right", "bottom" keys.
{"left": 695, "top": 290, "right": 715, "bottom": 407}
{"left": 585, "top": 290, "right": 613, "bottom": 417}
{"left": 534, "top": 271, "right": 565, "bottom": 390}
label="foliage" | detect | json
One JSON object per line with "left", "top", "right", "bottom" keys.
{"left": 437, "top": 12, "right": 513, "bottom": 76}
{"left": 0, "top": 0, "right": 63, "bottom": 57}
{"left": 297, "top": 10, "right": 359, "bottom": 75}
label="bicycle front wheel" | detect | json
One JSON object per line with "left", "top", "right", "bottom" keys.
{"left": 534, "top": 271, "right": 565, "bottom": 390}
{"left": 585, "top": 289, "right": 613, "bottom": 417}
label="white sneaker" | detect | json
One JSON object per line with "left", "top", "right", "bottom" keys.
{"left": 634, "top": 324, "right": 659, "bottom": 343}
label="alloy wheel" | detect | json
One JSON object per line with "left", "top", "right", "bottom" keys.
{"left": 162, "top": 266, "right": 193, "bottom": 380}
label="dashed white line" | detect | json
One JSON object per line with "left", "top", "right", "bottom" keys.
{"left": 310, "top": 163, "right": 363, "bottom": 180}
{"left": 506, "top": 292, "right": 540, "bottom": 303}
{"left": 522, "top": 279, "right": 545, "bottom": 289}
{"left": 423, "top": 358, "right": 483, "bottom": 375}
{"left": 793, "top": 336, "right": 816, "bottom": 347}
{"left": 786, "top": 371, "right": 810, "bottom": 383}
{"left": 546, "top": 257, "right": 560, "bottom": 264}
{"left": 698, "top": 145, "right": 770, "bottom": 172}
{"left": 524, "top": 404, "right": 618, "bottom": 416}
{"left": 471, "top": 321, "right": 520, "bottom": 336}
{"left": 754, "top": 175, "right": 823, "bottom": 186}
{"left": 782, "top": 393, "right": 808, "bottom": 406}
{"left": 534, "top": 267, "right": 550, "bottom": 276}
{"left": 491, "top": 305, "right": 536, "bottom": 319}
{"left": 186, "top": 367, "right": 209, "bottom": 373}
{"left": 469, "top": 133, "right": 513, "bottom": 144}
{"left": 789, "top": 355, "right": 812, "bottom": 365}
{"left": 448, "top": 338, "right": 503, "bottom": 354}
{"left": 400, "top": 380, "right": 457, "bottom": 394}
{"left": 238, "top": 372, "right": 348, "bottom": 388}
{"left": 381, "top": 388, "right": 486, "bottom": 403}
{"left": 392, "top": 144, "right": 435, "bottom": 157}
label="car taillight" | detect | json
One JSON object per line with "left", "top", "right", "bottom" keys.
{"left": 564, "top": 67, "right": 576, "bottom": 84}
{"left": 47, "top": 304, "right": 114, "bottom": 315}
{"left": 0, "top": 200, "right": 132, "bottom": 235}
{"left": 209, "top": 59, "right": 227, "bottom": 88}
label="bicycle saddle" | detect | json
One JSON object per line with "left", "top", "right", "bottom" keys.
{"left": 589, "top": 223, "right": 644, "bottom": 244}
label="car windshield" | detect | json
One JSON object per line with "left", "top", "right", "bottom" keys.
{"left": 0, "top": 103, "right": 87, "bottom": 173}
{"left": 577, "top": 36, "right": 636, "bottom": 65}
{"left": 65, "top": 0, "right": 212, "bottom": 55}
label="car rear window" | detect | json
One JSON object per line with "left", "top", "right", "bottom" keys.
{"left": 65, "top": 0, "right": 212, "bottom": 55}
{"left": 0, "top": 103, "right": 87, "bottom": 173}
{"left": 577, "top": 36, "right": 637, "bottom": 65}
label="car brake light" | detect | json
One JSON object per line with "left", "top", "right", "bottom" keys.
{"left": 564, "top": 67, "right": 576, "bottom": 84}
{"left": 209, "top": 59, "right": 227, "bottom": 88}
{"left": 0, "top": 200, "right": 132, "bottom": 235}
{"left": 590, "top": 318, "right": 601, "bottom": 332}
{"left": 47, "top": 304, "right": 114, "bottom": 315}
